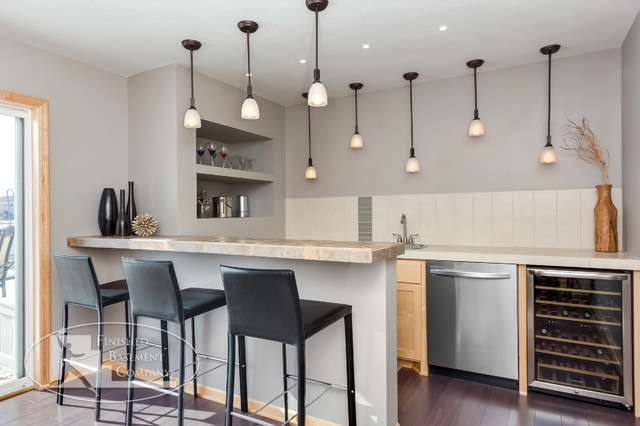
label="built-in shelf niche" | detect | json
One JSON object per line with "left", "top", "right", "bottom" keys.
{"left": 195, "top": 119, "right": 274, "bottom": 218}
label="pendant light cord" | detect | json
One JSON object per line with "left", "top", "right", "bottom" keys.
{"left": 313, "top": 5, "right": 320, "bottom": 82}
{"left": 189, "top": 48, "right": 195, "bottom": 107}
{"left": 354, "top": 89, "right": 359, "bottom": 133}
{"left": 246, "top": 31, "right": 252, "bottom": 96}
{"left": 308, "top": 104, "right": 313, "bottom": 164}
{"left": 547, "top": 52, "right": 552, "bottom": 141}
{"left": 473, "top": 67, "right": 479, "bottom": 119}
{"left": 409, "top": 79, "right": 414, "bottom": 151}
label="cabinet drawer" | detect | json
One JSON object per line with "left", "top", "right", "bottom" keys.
{"left": 397, "top": 259, "right": 424, "bottom": 284}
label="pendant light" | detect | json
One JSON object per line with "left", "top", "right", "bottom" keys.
{"left": 466, "top": 59, "right": 485, "bottom": 136}
{"left": 404, "top": 72, "right": 420, "bottom": 173}
{"left": 349, "top": 83, "right": 363, "bottom": 148}
{"left": 539, "top": 44, "right": 561, "bottom": 164}
{"left": 302, "top": 93, "right": 317, "bottom": 179}
{"left": 306, "top": 0, "right": 329, "bottom": 107}
{"left": 238, "top": 20, "right": 260, "bottom": 120}
{"left": 182, "top": 39, "right": 202, "bottom": 129}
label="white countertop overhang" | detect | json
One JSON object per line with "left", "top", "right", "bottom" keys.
{"left": 401, "top": 244, "right": 640, "bottom": 270}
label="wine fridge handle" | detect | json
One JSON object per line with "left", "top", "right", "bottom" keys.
{"left": 429, "top": 268, "right": 512, "bottom": 280}
{"left": 528, "top": 268, "right": 630, "bottom": 281}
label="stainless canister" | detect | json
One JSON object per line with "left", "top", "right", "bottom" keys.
{"left": 214, "top": 194, "right": 234, "bottom": 218}
{"left": 236, "top": 195, "right": 249, "bottom": 217}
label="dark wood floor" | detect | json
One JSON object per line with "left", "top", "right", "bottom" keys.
{"left": 398, "top": 367, "right": 640, "bottom": 426}
{"left": 2, "top": 369, "right": 640, "bottom": 425}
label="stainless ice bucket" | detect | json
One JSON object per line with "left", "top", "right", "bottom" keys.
{"left": 214, "top": 194, "right": 234, "bottom": 218}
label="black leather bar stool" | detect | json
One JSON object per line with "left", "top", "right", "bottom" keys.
{"left": 53, "top": 253, "right": 130, "bottom": 422}
{"left": 220, "top": 265, "right": 356, "bottom": 426}
{"left": 122, "top": 258, "right": 226, "bottom": 426}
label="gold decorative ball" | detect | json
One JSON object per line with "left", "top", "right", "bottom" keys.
{"left": 131, "top": 213, "right": 157, "bottom": 237}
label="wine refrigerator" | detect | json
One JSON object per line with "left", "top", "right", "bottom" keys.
{"left": 527, "top": 267, "right": 632, "bottom": 408}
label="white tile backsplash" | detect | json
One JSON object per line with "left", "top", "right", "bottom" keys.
{"left": 436, "top": 194, "right": 455, "bottom": 245}
{"left": 492, "top": 192, "right": 513, "bottom": 246}
{"left": 472, "top": 193, "right": 493, "bottom": 246}
{"left": 557, "top": 190, "right": 581, "bottom": 249}
{"left": 513, "top": 191, "right": 535, "bottom": 247}
{"left": 534, "top": 191, "right": 558, "bottom": 248}
{"left": 285, "top": 188, "right": 624, "bottom": 250}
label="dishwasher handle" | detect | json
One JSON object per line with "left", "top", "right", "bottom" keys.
{"left": 528, "top": 268, "right": 630, "bottom": 281}
{"left": 429, "top": 268, "right": 512, "bottom": 280}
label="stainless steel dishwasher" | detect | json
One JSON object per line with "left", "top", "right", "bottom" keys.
{"left": 426, "top": 260, "right": 518, "bottom": 380}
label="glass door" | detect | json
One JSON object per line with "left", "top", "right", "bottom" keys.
{"left": 0, "top": 106, "right": 27, "bottom": 394}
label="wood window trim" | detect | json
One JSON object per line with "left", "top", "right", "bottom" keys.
{"left": 0, "top": 90, "right": 50, "bottom": 389}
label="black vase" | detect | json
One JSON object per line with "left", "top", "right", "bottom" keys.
{"left": 126, "top": 181, "right": 137, "bottom": 223}
{"left": 114, "top": 189, "right": 131, "bottom": 236}
{"left": 98, "top": 188, "right": 117, "bottom": 236}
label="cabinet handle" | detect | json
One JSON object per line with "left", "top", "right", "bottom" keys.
{"left": 429, "top": 268, "right": 512, "bottom": 280}
{"left": 528, "top": 268, "right": 630, "bottom": 281}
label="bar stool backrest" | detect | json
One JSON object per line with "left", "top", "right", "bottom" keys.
{"left": 122, "top": 258, "right": 183, "bottom": 323}
{"left": 0, "top": 226, "right": 14, "bottom": 278}
{"left": 220, "top": 265, "right": 305, "bottom": 347}
{"left": 53, "top": 253, "right": 101, "bottom": 309}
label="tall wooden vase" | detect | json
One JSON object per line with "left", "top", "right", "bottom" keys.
{"left": 594, "top": 184, "right": 618, "bottom": 252}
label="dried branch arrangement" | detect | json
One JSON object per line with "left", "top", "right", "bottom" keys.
{"left": 562, "top": 117, "right": 610, "bottom": 184}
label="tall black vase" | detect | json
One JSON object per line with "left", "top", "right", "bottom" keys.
{"left": 115, "top": 189, "right": 131, "bottom": 236}
{"left": 126, "top": 181, "right": 137, "bottom": 223}
{"left": 98, "top": 188, "right": 117, "bottom": 236}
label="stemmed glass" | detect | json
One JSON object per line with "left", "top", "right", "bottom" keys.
{"left": 196, "top": 143, "right": 206, "bottom": 164}
{"left": 247, "top": 158, "right": 256, "bottom": 171}
{"left": 207, "top": 142, "right": 217, "bottom": 166}
{"left": 220, "top": 144, "right": 229, "bottom": 168}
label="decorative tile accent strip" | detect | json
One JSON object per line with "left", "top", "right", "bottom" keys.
{"left": 358, "top": 196, "right": 373, "bottom": 242}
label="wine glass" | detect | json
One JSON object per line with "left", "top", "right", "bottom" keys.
{"left": 220, "top": 144, "right": 229, "bottom": 168}
{"left": 196, "top": 143, "right": 206, "bottom": 164}
{"left": 247, "top": 158, "right": 256, "bottom": 171}
{"left": 207, "top": 142, "right": 217, "bottom": 166}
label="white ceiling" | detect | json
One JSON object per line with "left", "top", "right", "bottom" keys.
{"left": 1, "top": 1, "right": 638, "bottom": 106}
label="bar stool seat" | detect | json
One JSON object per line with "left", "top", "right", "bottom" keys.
{"left": 300, "top": 299, "right": 352, "bottom": 339}
{"left": 182, "top": 288, "right": 226, "bottom": 319}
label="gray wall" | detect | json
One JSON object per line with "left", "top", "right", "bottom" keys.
{"left": 0, "top": 37, "right": 129, "bottom": 374}
{"left": 285, "top": 49, "right": 622, "bottom": 198}
{"left": 622, "top": 12, "right": 640, "bottom": 255}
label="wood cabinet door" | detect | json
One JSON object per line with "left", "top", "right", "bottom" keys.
{"left": 397, "top": 281, "right": 421, "bottom": 361}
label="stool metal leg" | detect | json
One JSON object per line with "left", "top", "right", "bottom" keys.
{"left": 191, "top": 318, "right": 198, "bottom": 398}
{"left": 125, "top": 318, "right": 138, "bottom": 426}
{"left": 178, "top": 323, "right": 186, "bottom": 426}
{"left": 345, "top": 314, "right": 356, "bottom": 426}
{"left": 95, "top": 310, "right": 104, "bottom": 421}
{"left": 238, "top": 335, "right": 248, "bottom": 413}
{"left": 282, "top": 343, "right": 288, "bottom": 423}
{"left": 225, "top": 332, "right": 236, "bottom": 426}
{"left": 124, "top": 301, "right": 130, "bottom": 356}
{"left": 56, "top": 304, "right": 69, "bottom": 405}
{"left": 297, "top": 345, "right": 306, "bottom": 426}
{"left": 161, "top": 320, "right": 170, "bottom": 389}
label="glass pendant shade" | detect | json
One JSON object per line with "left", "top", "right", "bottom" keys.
{"left": 468, "top": 118, "right": 485, "bottom": 136}
{"left": 350, "top": 132, "right": 363, "bottom": 149}
{"left": 305, "top": 165, "right": 317, "bottom": 180}
{"left": 308, "top": 81, "right": 328, "bottom": 107}
{"left": 184, "top": 107, "right": 201, "bottom": 129}
{"left": 539, "top": 143, "right": 557, "bottom": 164}
{"left": 241, "top": 97, "right": 260, "bottom": 119}
{"left": 406, "top": 156, "right": 420, "bottom": 173}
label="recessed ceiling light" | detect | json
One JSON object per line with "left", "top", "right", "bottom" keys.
{"left": 439, "top": 25, "right": 448, "bottom": 31}
{"left": 362, "top": 44, "right": 370, "bottom": 49}
{"left": 299, "top": 59, "right": 307, "bottom": 64}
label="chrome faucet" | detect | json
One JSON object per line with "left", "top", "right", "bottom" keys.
{"left": 393, "top": 214, "right": 419, "bottom": 244}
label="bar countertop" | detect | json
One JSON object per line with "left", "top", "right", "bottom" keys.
{"left": 67, "top": 235, "right": 405, "bottom": 264}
